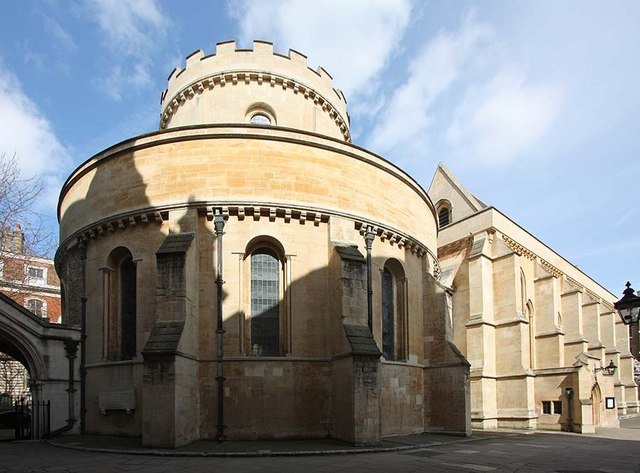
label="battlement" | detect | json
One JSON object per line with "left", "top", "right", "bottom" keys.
{"left": 160, "top": 40, "right": 350, "bottom": 141}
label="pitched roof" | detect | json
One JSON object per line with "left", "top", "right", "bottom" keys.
{"left": 428, "top": 163, "right": 487, "bottom": 212}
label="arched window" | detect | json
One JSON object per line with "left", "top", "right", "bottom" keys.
{"left": 527, "top": 300, "right": 536, "bottom": 369}
{"left": 250, "top": 113, "right": 271, "bottom": 125}
{"left": 25, "top": 298, "right": 45, "bottom": 317}
{"left": 120, "top": 257, "right": 137, "bottom": 360}
{"left": 381, "top": 268, "right": 395, "bottom": 360}
{"left": 104, "top": 247, "right": 137, "bottom": 360}
{"left": 381, "top": 259, "right": 408, "bottom": 361}
{"left": 520, "top": 269, "right": 527, "bottom": 313}
{"left": 250, "top": 248, "right": 280, "bottom": 356}
{"left": 436, "top": 200, "right": 452, "bottom": 228}
{"left": 246, "top": 102, "right": 276, "bottom": 126}
{"left": 438, "top": 207, "right": 450, "bottom": 227}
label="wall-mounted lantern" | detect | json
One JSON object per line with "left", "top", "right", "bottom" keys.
{"left": 594, "top": 360, "right": 617, "bottom": 376}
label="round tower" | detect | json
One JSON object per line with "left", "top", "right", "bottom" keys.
{"left": 54, "top": 40, "right": 461, "bottom": 449}
{"left": 160, "top": 40, "right": 350, "bottom": 141}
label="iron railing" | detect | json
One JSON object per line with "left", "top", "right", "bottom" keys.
{"left": 14, "top": 399, "right": 50, "bottom": 440}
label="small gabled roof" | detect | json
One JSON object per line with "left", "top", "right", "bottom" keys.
{"left": 429, "top": 163, "right": 486, "bottom": 210}
{"left": 428, "top": 163, "right": 487, "bottom": 223}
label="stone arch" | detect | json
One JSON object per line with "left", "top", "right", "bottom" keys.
{"left": 0, "top": 322, "right": 46, "bottom": 381}
{"left": 246, "top": 102, "right": 277, "bottom": 125}
{"left": 244, "top": 235, "right": 286, "bottom": 265}
{"left": 435, "top": 199, "right": 452, "bottom": 228}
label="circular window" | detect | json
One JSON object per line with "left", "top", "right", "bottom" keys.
{"left": 250, "top": 113, "right": 271, "bottom": 125}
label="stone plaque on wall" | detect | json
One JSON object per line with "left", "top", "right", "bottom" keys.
{"left": 99, "top": 389, "right": 135, "bottom": 414}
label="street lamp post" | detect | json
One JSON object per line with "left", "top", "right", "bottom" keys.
{"left": 614, "top": 282, "right": 640, "bottom": 361}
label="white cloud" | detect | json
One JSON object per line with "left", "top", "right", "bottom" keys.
{"left": 446, "top": 69, "right": 562, "bottom": 165}
{"left": 0, "top": 68, "right": 70, "bottom": 211}
{"left": 89, "top": 0, "right": 168, "bottom": 55}
{"left": 87, "top": 0, "right": 169, "bottom": 100}
{"left": 43, "top": 16, "right": 77, "bottom": 53}
{"left": 367, "top": 13, "right": 492, "bottom": 154}
{"left": 99, "top": 63, "right": 153, "bottom": 101}
{"left": 230, "top": 0, "right": 412, "bottom": 100}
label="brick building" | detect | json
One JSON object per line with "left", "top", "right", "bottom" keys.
{"left": 0, "top": 225, "right": 62, "bottom": 403}
{"left": 0, "top": 225, "right": 61, "bottom": 323}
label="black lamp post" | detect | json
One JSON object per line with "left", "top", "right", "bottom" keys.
{"left": 614, "top": 281, "right": 640, "bottom": 361}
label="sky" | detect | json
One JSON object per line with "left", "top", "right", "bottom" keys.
{"left": 0, "top": 0, "right": 639, "bottom": 296}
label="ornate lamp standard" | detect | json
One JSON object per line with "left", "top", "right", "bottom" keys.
{"left": 614, "top": 282, "right": 640, "bottom": 361}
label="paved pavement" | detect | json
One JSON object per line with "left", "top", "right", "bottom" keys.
{"left": 0, "top": 419, "right": 638, "bottom": 472}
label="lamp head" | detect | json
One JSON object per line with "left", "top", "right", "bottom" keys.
{"left": 614, "top": 282, "right": 640, "bottom": 325}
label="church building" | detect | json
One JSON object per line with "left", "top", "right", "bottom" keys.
{"left": 54, "top": 40, "right": 637, "bottom": 448}
{"left": 55, "top": 41, "right": 470, "bottom": 448}
{"left": 429, "top": 164, "right": 639, "bottom": 433}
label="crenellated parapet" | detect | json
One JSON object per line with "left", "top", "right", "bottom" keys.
{"left": 160, "top": 40, "right": 351, "bottom": 141}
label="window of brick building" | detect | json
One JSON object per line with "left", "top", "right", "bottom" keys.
{"left": 542, "top": 401, "right": 552, "bottom": 414}
{"left": 26, "top": 266, "right": 46, "bottom": 285}
{"left": 26, "top": 298, "right": 45, "bottom": 317}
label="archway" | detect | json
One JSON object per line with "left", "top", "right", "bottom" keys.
{"left": 0, "top": 324, "right": 46, "bottom": 385}
{"left": 0, "top": 292, "right": 80, "bottom": 437}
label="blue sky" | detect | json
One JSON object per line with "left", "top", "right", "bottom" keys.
{"left": 0, "top": 0, "right": 639, "bottom": 295}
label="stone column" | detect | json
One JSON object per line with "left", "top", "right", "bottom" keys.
{"left": 329, "top": 245, "right": 382, "bottom": 445}
{"left": 491, "top": 242, "right": 535, "bottom": 429}
{"left": 465, "top": 233, "right": 497, "bottom": 429}
{"left": 423, "top": 270, "right": 471, "bottom": 436}
{"left": 561, "top": 280, "right": 588, "bottom": 364}
{"left": 142, "top": 232, "right": 199, "bottom": 448}
{"left": 582, "top": 297, "right": 605, "bottom": 361}
{"left": 534, "top": 264, "right": 565, "bottom": 369}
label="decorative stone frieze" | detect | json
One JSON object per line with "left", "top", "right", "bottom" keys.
{"left": 539, "top": 259, "right": 562, "bottom": 278}
{"left": 161, "top": 70, "right": 351, "bottom": 142}
{"left": 502, "top": 234, "right": 536, "bottom": 261}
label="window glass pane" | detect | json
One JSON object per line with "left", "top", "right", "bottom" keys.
{"left": 553, "top": 401, "right": 562, "bottom": 414}
{"left": 382, "top": 268, "right": 395, "bottom": 360}
{"left": 251, "top": 249, "right": 279, "bottom": 356}
{"left": 542, "top": 401, "right": 551, "bottom": 414}
{"left": 250, "top": 113, "right": 271, "bottom": 125}
{"left": 438, "top": 208, "right": 450, "bottom": 227}
{"left": 26, "top": 299, "right": 43, "bottom": 317}
{"left": 28, "top": 267, "right": 44, "bottom": 279}
{"left": 120, "top": 258, "right": 137, "bottom": 360}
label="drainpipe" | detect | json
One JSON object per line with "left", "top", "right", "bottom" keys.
{"left": 213, "top": 208, "right": 226, "bottom": 441}
{"left": 48, "top": 340, "right": 79, "bottom": 437}
{"left": 565, "top": 387, "right": 574, "bottom": 433}
{"left": 79, "top": 240, "right": 87, "bottom": 435}
{"left": 364, "top": 225, "right": 376, "bottom": 332}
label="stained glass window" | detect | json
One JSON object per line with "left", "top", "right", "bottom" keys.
{"left": 382, "top": 268, "right": 395, "bottom": 360}
{"left": 251, "top": 248, "right": 280, "bottom": 356}
{"left": 120, "top": 257, "right": 136, "bottom": 360}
